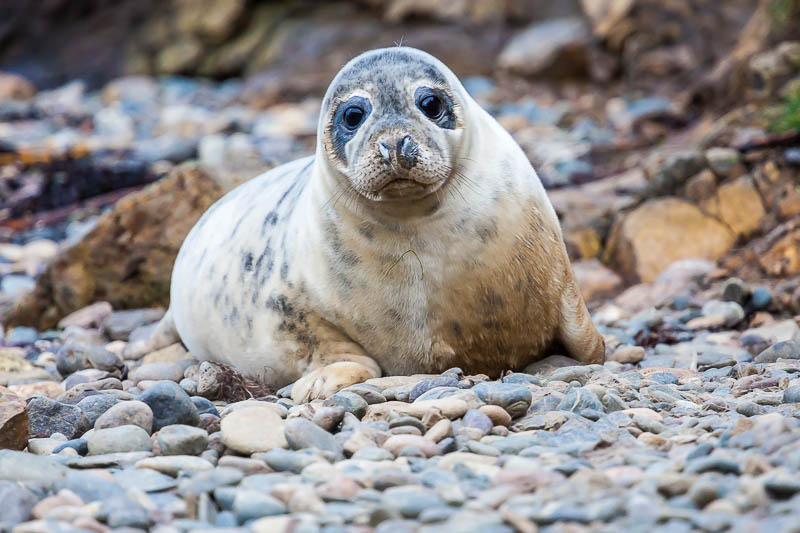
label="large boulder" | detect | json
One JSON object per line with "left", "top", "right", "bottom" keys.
{"left": 604, "top": 197, "right": 735, "bottom": 283}
{"left": 3, "top": 164, "right": 225, "bottom": 330}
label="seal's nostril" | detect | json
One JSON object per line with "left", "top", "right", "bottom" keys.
{"left": 378, "top": 142, "right": 391, "bottom": 163}
{"left": 397, "top": 135, "right": 418, "bottom": 170}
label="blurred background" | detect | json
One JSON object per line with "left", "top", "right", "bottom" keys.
{"left": 1, "top": 0, "right": 799, "bottom": 333}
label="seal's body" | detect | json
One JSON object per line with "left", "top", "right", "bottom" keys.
{"left": 129, "top": 47, "right": 605, "bottom": 401}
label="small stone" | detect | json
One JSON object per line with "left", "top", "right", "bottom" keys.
{"left": 5, "top": 327, "right": 38, "bottom": 346}
{"left": 98, "top": 496, "right": 150, "bottom": 528}
{"left": 608, "top": 346, "right": 645, "bottom": 364}
{"left": 132, "top": 362, "right": 185, "bottom": 383}
{"left": 557, "top": 387, "right": 604, "bottom": 413}
{"left": 424, "top": 418, "right": 453, "bottom": 442}
{"left": 87, "top": 425, "right": 153, "bottom": 455}
{"left": 721, "top": 277, "right": 749, "bottom": 305}
{"left": 408, "top": 376, "right": 459, "bottom": 402}
{"left": 137, "top": 380, "right": 200, "bottom": 431}
{"left": 221, "top": 404, "right": 287, "bottom": 454}
{"left": 462, "top": 409, "right": 493, "bottom": 435}
{"left": 0, "top": 396, "right": 28, "bottom": 450}
{"left": 113, "top": 467, "right": 177, "bottom": 492}
{"left": 233, "top": 489, "right": 287, "bottom": 523}
{"left": 95, "top": 400, "right": 154, "bottom": 433}
{"left": 76, "top": 395, "right": 119, "bottom": 426}
{"left": 157, "top": 424, "right": 209, "bottom": 455}
{"left": 191, "top": 396, "right": 219, "bottom": 416}
{"left": 323, "top": 391, "right": 368, "bottom": 418}
{"left": 783, "top": 386, "right": 800, "bottom": 403}
{"left": 26, "top": 396, "right": 90, "bottom": 439}
{"left": 284, "top": 417, "right": 343, "bottom": 457}
{"left": 472, "top": 382, "right": 532, "bottom": 418}
{"left": 383, "top": 435, "right": 439, "bottom": 458}
{"left": 260, "top": 448, "right": 317, "bottom": 473}
{"left": 135, "top": 455, "right": 214, "bottom": 476}
{"left": 763, "top": 475, "right": 800, "bottom": 498}
{"left": 55, "top": 342, "right": 92, "bottom": 376}
{"left": 381, "top": 486, "right": 445, "bottom": 518}
{"left": 311, "top": 406, "right": 345, "bottom": 432}
{"left": 755, "top": 340, "right": 800, "bottom": 363}
{"left": 688, "top": 478, "right": 720, "bottom": 508}
{"left": 736, "top": 401, "right": 764, "bottom": 417}
{"left": 751, "top": 287, "right": 772, "bottom": 309}
{"left": 178, "top": 466, "right": 244, "bottom": 494}
{"left": 685, "top": 456, "right": 741, "bottom": 475}
{"left": 705, "top": 147, "right": 741, "bottom": 177}
{"left": 57, "top": 302, "right": 113, "bottom": 330}
{"left": 103, "top": 308, "right": 165, "bottom": 341}
{"left": 352, "top": 446, "right": 394, "bottom": 461}
{"left": 478, "top": 405, "right": 511, "bottom": 427}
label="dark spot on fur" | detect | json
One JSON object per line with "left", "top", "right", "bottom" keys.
{"left": 243, "top": 252, "right": 254, "bottom": 272}
{"left": 450, "top": 321, "right": 464, "bottom": 340}
{"left": 483, "top": 288, "right": 505, "bottom": 310}
{"left": 357, "top": 223, "right": 374, "bottom": 240}
{"left": 476, "top": 218, "right": 498, "bottom": 243}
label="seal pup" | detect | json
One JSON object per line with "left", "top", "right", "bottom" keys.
{"left": 126, "top": 47, "right": 605, "bottom": 401}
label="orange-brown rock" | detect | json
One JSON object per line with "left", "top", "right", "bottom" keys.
{"left": 3, "top": 164, "right": 225, "bottom": 330}
{"left": 605, "top": 197, "right": 735, "bottom": 283}
{"left": 701, "top": 176, "right": 765, "bottom": 238}
{"left": 0, "top": 387, "right": 28, "bottom": 450}
{"left": 0, "top": 72, "right": 36, "bottom": 101}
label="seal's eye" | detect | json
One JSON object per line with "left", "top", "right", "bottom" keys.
{"left": 418, "top": 94, "right": 443, "bottom": 119}
{"left": 343, "top": 106, "right": 365, "bottom": 129}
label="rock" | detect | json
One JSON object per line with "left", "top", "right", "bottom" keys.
{"left": 755, "top": 340, "right": 800, "bottom": 363}
{"left": 132, "top": 362, "right": 185, "bottom": 383}
{"left": 323, "top": 391, "right": 368, "bottom": 418}
{"left": 94, "top": 400, "right": 153, "bottom": 433}
{"left": 685, "top": 457, "right": 741, "bottom": 475}
{"left": 498, "top": 17, "right": 591, "bottom": 78}
{"left": 381, "top": 486, "right": 445, "bottom": 518}
{"left": 604, "top": 198, "right": 735, "bottom": 283}
{"left": 759, "top": 227, "right": 800, "bottom": 277}
{"left": 87, "top": 425, "right": 153, "bottom": 455}
{"left": 701, "top": 176, "right": 765, "bottom": 238}
{"left": 608, "top": 345, "right": 645, "bottom": 363}
{"left": 704, "top": 147, "right": 742, "bottom": 177}
{"left": 194, "top": 360, "right": 250, "bottom": 401}
{"left": 55, "top": 342, "right": 121, "bottom": 376}
{"left": 557, "top": 387, "right": 604, "bottom": 413}
{"left": 284, "top": 417, "right": 343, "bottom": 457}
{"left": 5, "top": 327, "right": 38, "bottom": 346}
{"left": 0, "top": 392, "right": 28, "bottom": 450}
{"left": 104, "top": 309, "right": 166, "bottom": 341}
{"left": 382, "top": 435, "right": 440, "bottom": 458}
{"left": 221, "top": 404, "right": 287, "bottom": 454}
{"left": 572, "top": 259, "right": 623, "bottom": 302}
{"left": 261, "top": 448, "right": 318, "bottom": 473}
{"left": 0, "top": 449, "right": 68, "bottom": 484}
{"left": 26, "top": 396, "right": 90, "bottom": 439}
{"left": 4, "top": 165, "right": 225, "bottom": 330}
{"left": 97, "top": 497, "right": 149, "bottom": 528}
{"left": 177, "top": 466, "right": 244, "bottom": 495}
{"left": 478, "top": 405, "right": 512, "bottom": 427}
{"left": 57, "top": 302, "right": 113, "bottom": 330}
{"left": 157, "top": 424, "right": 209, "bottom": 455}
{"left": 472, "top": 382, "right": 532, "bottom": 418}
{"left": 783, "top": 386, "right": 800, "bottom": 403}
{"left": 233, "top": 489, "right": 287, "bottom": 523}
{"left": 750, "top": 287, "right": 772, "bottom": 309}
{"left": 75, "top": 395, "right": 118, "bottom": 426}
{"left": 136, "top": 380, "right": 200, "bottom": 431}
{"left": 135, "top": 455, "right": 214, "bottom": 476}
{"left": 687, "top": 300, "right": 745, "bottom": 329}
{"left": 311, "top": 406, "right": 345, "bottom": 432}
{"left": 462, "top": 409, "right": 493, "bottom": 435}
{"left": 0, "top": 72, "right": 36, "bottom": 101}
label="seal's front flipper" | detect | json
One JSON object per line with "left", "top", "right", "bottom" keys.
{"left": 557, "top": 277, "right": 606, "bottom": 365}
{"left": 290, "top": 353, "right": 381, "bottom": 403}
{"left": 122, "top": 307, "right": 180, "bottom": 360}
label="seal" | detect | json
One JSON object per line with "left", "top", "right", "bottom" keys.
{"left": 126, "top": 47, "right": 605, "bottom": 401}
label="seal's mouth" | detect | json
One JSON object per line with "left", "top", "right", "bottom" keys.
{"left": 372, "top": 175, "right": 445, "bottom": 201}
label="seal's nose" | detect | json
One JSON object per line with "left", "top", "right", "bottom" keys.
{"left": 397, "top": 135, "right": 418, "bottom": 170}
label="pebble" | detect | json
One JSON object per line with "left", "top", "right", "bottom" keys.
{"left": 284, "top": 416, "right": 343, "bottom": 457}
{"left": 221, "top": 404, "right": 287, "bottom": 454}
{"left": 383, "top": 435, "right": 440, "bottom": 458}
{"left": 87, "top": 425, "right": 153, "bottom": 455}
{"left": 25, "top": 396, "right": 91, "bottom": 439}
{"left": 312, "top": 405, "right": 345, "bottom": 432}
{"left": 135, "top": 455, "right": 214, "bottom": 476}
{"left": 324, "top": 391, "right": 368, "bottom": 418}
{"left": 233, "top": 490, "right": 287, "bottom": 523}
{"left": 132, "top": 362, "right": 186, "bottom": 383}
{"left": 95, "top": 400, "right": 154, "bottom": 433}
{"left": 755, "top": 340, "right": 800, "bottom": 363}
{"left": 75, "top": 394, "right": 119, "bottom": 426}
{"left": 157, "top": 424, "right": 209, "bottom": 455}
{"left": 472, "top": 382, "right": 532, "bottom": 418}
{"left": 137, "top": 380, "right": 200, "bottom": 431}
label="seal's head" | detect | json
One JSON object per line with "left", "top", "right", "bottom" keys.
{"left": 319, "top": 47, "right": 468, "bottom": 203}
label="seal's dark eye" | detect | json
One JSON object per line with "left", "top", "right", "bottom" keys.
{"left": 343, "top": 106, "right": 365, "bottom": 129}
{"left": 418, "top": 94, "right": 443, "bottom": 119}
